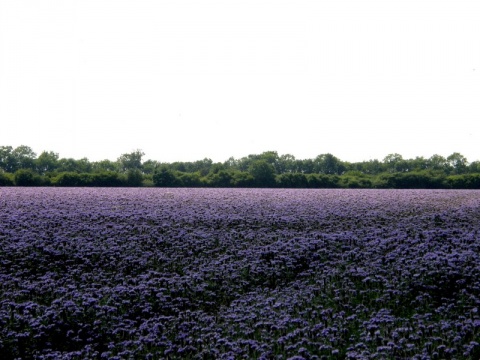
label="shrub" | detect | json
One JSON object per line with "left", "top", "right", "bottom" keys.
{"left": 126, "top": 170, "right": 144, "bottom": 187}
{"left": 14, "top": 169, "right": 41, "bottom": 186}
{"left": 0, "top": 172, "right": 14, "bottom": 186}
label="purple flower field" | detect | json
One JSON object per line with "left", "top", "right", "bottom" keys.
{"left": 1, "top": 188, "right": 479, "bottom": 359}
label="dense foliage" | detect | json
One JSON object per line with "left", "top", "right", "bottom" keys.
{"left": 1, "top": 145, "right": 480, "bottom": 188}
{"left": 1, "top": 188, "right": 479, "bottom": 359}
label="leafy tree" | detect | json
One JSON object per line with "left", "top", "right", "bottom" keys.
{"left": 91, "top": 171, "right": 124, "bottom": 187}
{"left": 0, "top": 146, "right": 15, "bottom": 172}
{"left": 427, "top": 154, "right": 448, "bottom": 172}
{"left": 36, "top": 151, "right": 59, "bottom": 174}
{"left": 223, "top": 156, "right": 239, "bottom": 169}
{"left": 170, "top": 162, "right": 187, "bottom": 172}
{"left": 445, "top": 174, "right": 480, "bottom": 189}
{"left": 14, "top": 169, "right": 41, "bottom": 186}
{"left": 447, "top": 152, "right": 468, "bottom": 174}
{"left": 57, "top": 158, "right": 80, "bottom": 173}
{"left": 192, "top": 158, "right": 213, "bottom": 176}
{"left": 207, "top": 170, "right": 233, "bottom": 187}
{"left": 126, "top": 170, "right": 144, "bottom": 187}
{"left": 12, "top": 145, "right": 37, "bottom": 171}
{"left": 339, "top": 171, "right": 373, "bottom": 188}
{"left": 258, "top": 151, "right": 281, "bottom": 173}
{"left": 230, "top": 171, "right": 254, "bottom": 187}
{"left": 3, "top": 144, "right": 480, "bottom": 189}
{"left": 248, "top": 160, "right": 276, "bottom": 187}
{"left": 383, "top": 153, "right": 406, "bottom": 173}
{"left": 314, "top": 153, "right": 344, "bottom": 175}
{"left": 306, "top": 174, "right": 340, "bottom": 188}
{"left": 299, "top": 158, "right": 314, "bottom": 174}
{"left": 76, "top": 158, "right": 92, "bottom": 173}
{"left": 374, "top": 171, "right": 445, "bottom": 189}
{"left": 142, "top": 160, "right": 161, "bottom": 175}
{"left": 0, "top": 172, "right": 14, "bottom": 186}
{"left": 352, "top": 159, "right": 384, "bottom": 174}
{"left": 118, "top": 150, "right": 144, "bottom": 172}
{"left": 153, "top": 167, "right": 178, "bottom": 187}
{"left": 208, "top": 163, "right": 226, "bottom": 175}
{"left": 469, "top": 161, "right": 480, "bottom": 173}
{"left": 236, "top": 152, "right": 279, "bottom": 173}
{"left": 409, "top": 156, "right": 429, "bottom": 171}
{"left": 176, "top": 172, "right": 203, "bottom": 187}
{"left": 92, "top": 159, "right": 119, "bottom": 173}
{"left": 52, "top": 172, "right": 83, "bottom": 187}
{"left": 276, "top": 172, "right": 308, "bottom": 188}
{"left": 277, "top": 154, "right": 297, "bottom": 174}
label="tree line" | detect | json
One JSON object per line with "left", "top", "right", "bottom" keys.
{"left": 1, "top": 145, "right": 480, "bottom": 189}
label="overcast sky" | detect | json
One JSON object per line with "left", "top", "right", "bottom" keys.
{"left": 1, "top": 0, "right": 479, "bottom": 163}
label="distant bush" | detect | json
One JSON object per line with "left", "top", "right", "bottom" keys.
{"left": 207, "top": 170, "right": 233, "bottom": 187}
{"left": 52, "top": 172, "right": 84, "bottom": 187}
{"left": 177, "top": 171, "right": 204, "bottom": 187}
{"left": 51, "top": 172, "right": 126, "bottom": 187}
{"left": 0, "top": 172, "right": 14, "bottom": 186}
{"left": 337, "top": 171, "right": 371, "bottom": 188}
{"left": 306, "top": 174, "right": 339, "bottom": 188}
{"left": 126, "top": 170, "right": 144, "bottom": 187}
{"left": 153, "top": 167, "right": 179, "bottom": 187}
{"left": 230, "top": 171, "right": 254, "bottom": 187}
{"left": 374, "top": 171, "right": 445, "bottom": 189}
{"left": 446, "top": 174, "right": 480, "bottom": 189}
{"left": 14, "top": 169, "right": 42, "bottom": 186}
{"left": 276, "top": 173, "right": 308, "bottom": 188}
{"left": 91, "top": 171, "right": 125, "bottom": 187}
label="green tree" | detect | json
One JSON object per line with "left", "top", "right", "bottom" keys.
{"left": 14, "top": 169, "right": 41, "bottom": 186}
{"left": 427, "top": 154, "right": 448, "bottom": 172}
{"left": 258, "top": 151, "right": 281, "bottom": 173}
{"left": 91, "top": 171, "right": 124, "bottom": 187}
{"left": 207, "top": 170, "right": 233, "bottom": 187}
{"left": 192, "top": 158, "right": 213, "bottom": 176}
{"left": 57, "top": 158, "right": 80, "bottom": 173}
{"left": 52, "top": 172, "right": 83, "bottom": 187}
{"left": 12, "top": 145, "right": 37, "bottom": 171}
{"left": 126, "top": 170, "right": 144, "bottom": 187}
{"left": 36, "top": 151, "right": 59, "bottom": 174}
{"left": 314, "top": 153, "right": 344, "bottom": 174}
{"left": 76, "top": 158, "right": 92, "bottom": 173}
{"left": 447, "top": 152, "right": 468, "bottom": 174}
{"left": 0, "top": 172, "right": 14, "bottom": 186}
{"left": 468, "top": 161, "right": 480, "bottom": 173}
{"left": 153, "top": 167, "right": 178, "bottom": 187}
{"left": 248, "top": 160, "right": 276, "bottom": 187}
{"left": 142, "top": 160, "right": 161, "bottom": 175}
{"left": 383, "top": 153, "right": 406, "bottom": 173}
{"left": 307, "top": 174, "right": 340, "bottom": 188}
{"left": 92, "top": 159, "right": 119, "bottom": 173}
{"left": 231, "top": 171, "right": 254, "bottom": 187}
{"left": 223, "top": 156, "right": 239, "bottom": 170}
{"left": 118, "top": 150, "right": 144, "bottom": 172}
{"left": 176, "top": 172, "right": 203, "bottom": 187}
{"left": 0, "top": 146, "right": 15, "bottom": 172}
{"left": 353, "top": 159, "right": 384, "bottom": 174}
{"left": 444, "top": 174, "right": 480, "bottom": 189}
{"left": 340, "top": 171, "right": 373, "bottom": 188}
{"left": 278, "top": 154, "right": 297, "bottom": 174}
{"left": 276, "top": 172, "right": 308, "bottom": 188}
{"left": 299, "top": 158, "right": 314, "bottom": 174}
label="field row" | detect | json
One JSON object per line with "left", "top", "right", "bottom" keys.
{"left": 1, "top": 188, "right": 479, "bottom": 359}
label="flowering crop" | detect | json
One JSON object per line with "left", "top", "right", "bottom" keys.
{"left": 1, "top": 188, "right": 479, "bottom": 359}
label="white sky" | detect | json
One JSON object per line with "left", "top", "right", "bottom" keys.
{"left": 1, "top": 0, "right": 479, "bottom": 163}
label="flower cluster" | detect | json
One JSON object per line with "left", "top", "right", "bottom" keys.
{"left": 0, "top": 188, "right": 479, "bottom": 359}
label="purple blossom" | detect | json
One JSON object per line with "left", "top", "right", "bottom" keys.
{"left": 0, "top": 188, "right": 479, "bottom": 358}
